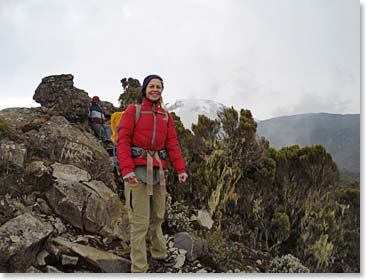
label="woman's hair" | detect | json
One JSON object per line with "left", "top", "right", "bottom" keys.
{"left": 159, "top": 96, "right": 167, "bottom": 112}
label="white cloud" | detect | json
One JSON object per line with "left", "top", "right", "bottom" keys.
{"left": 0, "top": 0, "right": 360, "bottom": 119}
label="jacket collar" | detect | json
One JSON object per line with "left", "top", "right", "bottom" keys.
{"left": 142, "top": 97, "right": 161, "bottom": 108}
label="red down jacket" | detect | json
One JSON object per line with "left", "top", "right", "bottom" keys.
{"left": 117, "top": 97, "right": 186, "bottom": 177}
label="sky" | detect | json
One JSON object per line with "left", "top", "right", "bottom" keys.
{"left": 0, "top": 0, "right": 360, "bottom": 120}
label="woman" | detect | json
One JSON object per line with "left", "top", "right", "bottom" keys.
{"left": 117, "top": 74, "right": 188, "bottom": 273}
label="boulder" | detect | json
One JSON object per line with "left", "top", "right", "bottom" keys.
{"left": 52, "top": 162, "right": 91, "bottom": 182}
{"left": 61, "top": 254, "right": 79, "bottom": 266}
{"left": 33, "top": 74, "right": 90, "bottom": 123}
{"left": 52, "top": 237, "right": 131, "bottom": 272}
{"left": 0, "top": 139, "right": 27, "bottom": 169}
{"left": 26, "top": 115, "right": 115, "bottom": 189}
{"left": 46, "top": 163, "right": 129, "bottom": 240}
{"left": 196, "top": 210, "right": 214, "bottom": 229}
{"left": 174, "top": 232, "right": 203, "bottom": 261}
{"left": 0, "top": 213, "right": 53, "bottom": 272}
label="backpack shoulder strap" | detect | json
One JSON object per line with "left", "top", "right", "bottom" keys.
{"left": 135, "top": 104, "right": 141, "bottom": 124}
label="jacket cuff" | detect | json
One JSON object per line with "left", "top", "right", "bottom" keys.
{"left": 178, "top": 173, "right": 188, "bottom": 178}
{"left": 123, "top": 172, "right": 136, "bottom": 180}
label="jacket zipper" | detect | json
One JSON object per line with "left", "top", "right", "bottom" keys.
{"left": 151, "top": 103, "right": 157, "bottom": 147}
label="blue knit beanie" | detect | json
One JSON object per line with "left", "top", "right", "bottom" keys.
{"left": 141, "top": 74, "right": 164, "bottom": 97}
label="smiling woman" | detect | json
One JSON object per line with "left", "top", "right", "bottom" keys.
{"left": 117, "top": 74, "right": 188, "bottom": 273}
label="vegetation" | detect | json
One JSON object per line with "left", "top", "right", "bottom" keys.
{"left": 118, "top": 80, "right": 360, "bottom": 272}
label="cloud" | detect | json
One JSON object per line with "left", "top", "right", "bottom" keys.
{"left": 0, "top": 0, "right": 360, "bottom": 120}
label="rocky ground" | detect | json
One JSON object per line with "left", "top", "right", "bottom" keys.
{"left": 0, "top": 74, "right": 309, "bottom": 273}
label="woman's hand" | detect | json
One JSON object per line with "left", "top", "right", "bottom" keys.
{"left": 178, "top": 174, "right": 188, "bottom": 183}
{"left": 126, "top": 176, "right": 138, "bottom": 184}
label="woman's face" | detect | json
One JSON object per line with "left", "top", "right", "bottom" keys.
{"left": 146, "top": 79, "right": 163, "bottom": 101}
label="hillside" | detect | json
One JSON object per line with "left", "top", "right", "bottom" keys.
{"left": 257, "top": 113, "right": 360, "bottom": 174}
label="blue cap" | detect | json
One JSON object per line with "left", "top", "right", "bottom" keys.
{"left": 141, "top": 74, "right": 164, "bottom": 97}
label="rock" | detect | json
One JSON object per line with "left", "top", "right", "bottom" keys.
{"left": 52, "top": 217, "right": 67, "bottom": 234}
{"left": 174, "top": 232, "right": 203, "bottom": 261}
{"left": 269, "top": 254, "right": 310, "bottom": 273}
{"left": 45, "top": 265, "right": 63, "bottom": 273}
{"left": 0, "top": 139, "right": 27, "bottom": 168}
{"left": 26, "top": 115, "right": 115, "bottom": 188}
{"left": 33, "top": 74, "right": 90, "bottom": 123}
{"left": 46, "top": 170, "right": 129, "bottom": 240}
{"left": 52, "top": 162, "right": 91, "bottom": 182}
{"left": 61, "top": 254, "right": 79, "bottom": 266}
{"left": 36, "top": 249, "right": 49, "bottom": 266}
{"left": 25, "top": 161, "right": 54, "bottom": 193}
{"left": 52, "top": 237, "right": 131, "bottom": 272}
{"left": 196, "top": 268, "right": 208, "bottom": 273}
{"left": 26, "top": 266, "right": 42, "bottom": 273}
{"left": 196, "top": 210, "right": 213, "bottom": 229}
{"left": 173, "top": 254, "right": 186, "bottom": 269}
{"left": 36, "top": 198, "right": 53, "bottom": 215}
{"left": 25, "top": 161, "right": 50, "bottom": 177}
{"left": 0, "top": 213, "right": 53, "bottom": 271}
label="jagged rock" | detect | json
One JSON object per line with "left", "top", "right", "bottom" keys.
{"left": 52, "top": 162, "right": 91, "bottom": 182}
{"left": 196, "top": 210, "right": 213, "bottom": 229}
{"left": 52, "top": 237, "right": 131, "bottom": 272}
{"left": 25, "top": 266, "right": 42, "bottom": 273}
{"left": 0, "top": 213, "right": 53, "bottom": 272}
{"left": 45, "top": 265, "right": 63, "bottom": 273}
{"left": 99, "top": 101, "right": 120, "bottom": 118}
{"left": 36, "top": 249, "right": 49, "bottom": 266}
{"left": 36, "top": 198, "right": 53, "bottom": 215}
{"left": 25, "top": 161, "right": 53, "bottom": 193}
{"left": 46, "top": 164, "right": 129, "bottom": 240}
{"left": 269, "top": 254, "right": 310, "bottom": 273}
{"left": 33, "top": 74, "right": 90, "bottom": 123}
{"left": 61, "top": 254, "right": 79, "bottom": 266}
{"left": 173, "top": 254, "right": 186, "bottom": 269}
{"left": 52, "top": 217, "right": 67, "bottom": 234}
{"left": 174, "top": 232, "right": 203, "bottom": 261}
{"left": 0, "top": 139, "right": 27, "bottom": 169}
{"left": 26, "top": 115, "right": 115, "bottom": 189}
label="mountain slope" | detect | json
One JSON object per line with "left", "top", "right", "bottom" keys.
{"left": 257, "top": 113, "right": 360, "bottom": 174}
{"left": 167, "top": 99, "right": 227, "bottom": 129}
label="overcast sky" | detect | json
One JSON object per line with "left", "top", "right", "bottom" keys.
{"left": 0, "top": 0, "right": 360, "bottom": 120}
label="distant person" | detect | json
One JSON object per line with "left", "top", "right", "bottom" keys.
{"left": 88, "top": 96, "right": 113, "bottom": 145}
{"left": 117, "top": 74, "right": 188, "bottom": 273}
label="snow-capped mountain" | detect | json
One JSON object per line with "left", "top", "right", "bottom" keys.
{"left": 167, "top": 99, "right": 227, "bottom": 129}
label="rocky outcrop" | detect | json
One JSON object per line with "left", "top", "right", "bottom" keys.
{"left": 33, "top": 74, "right": 90, "bottom": 123}
{"left": 26, "top": 115, "right": 115, "bottom": 189}
{"left": 33, "top": 74, "right": 119, "bottom": 122}
{"left": 174, "top": 232, "right": 203, "bottom": 261}
{"left": 46, "top": 163, "right": 129, "bottom": 240}
{"left": 51, "top": 237, "right": 131, "bottom": 272}
{"left": 0, "top": 213, "right": 53, "bottom": 272}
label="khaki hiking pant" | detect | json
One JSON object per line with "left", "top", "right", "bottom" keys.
{"left": 124, "top": 181, "right": 167, "bottom": 273}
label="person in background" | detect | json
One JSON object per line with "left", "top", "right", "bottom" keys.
{"left": 88, "top": 96, "right": 113, "bottom": 145}
{"left": 117, "top": 74, "right": 188, "bottom": 273}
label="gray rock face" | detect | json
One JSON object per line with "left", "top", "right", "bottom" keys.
{"left": 26, "top": 115, "right": 115, "bottom": 189}
{"left": 47, "top": 163, "right": 129, "bottom": 240}
{"left": 174, "top": 232, "right": 203, "bottom": 261}
{"left": 0, "top": 140, "right": 27, "bottom": 169}
{"left": 33, "top": 74, "right": 90, "bottom": 123}
{"left": 0, "top": 213, "right": 53, "bottom": 272}
{"left": 52, "top": 237, "right": 131, "bottom": 273}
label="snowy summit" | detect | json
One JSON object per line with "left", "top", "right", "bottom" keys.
{"left": 167, "top": 99, "right": 227, "bottom": 130}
